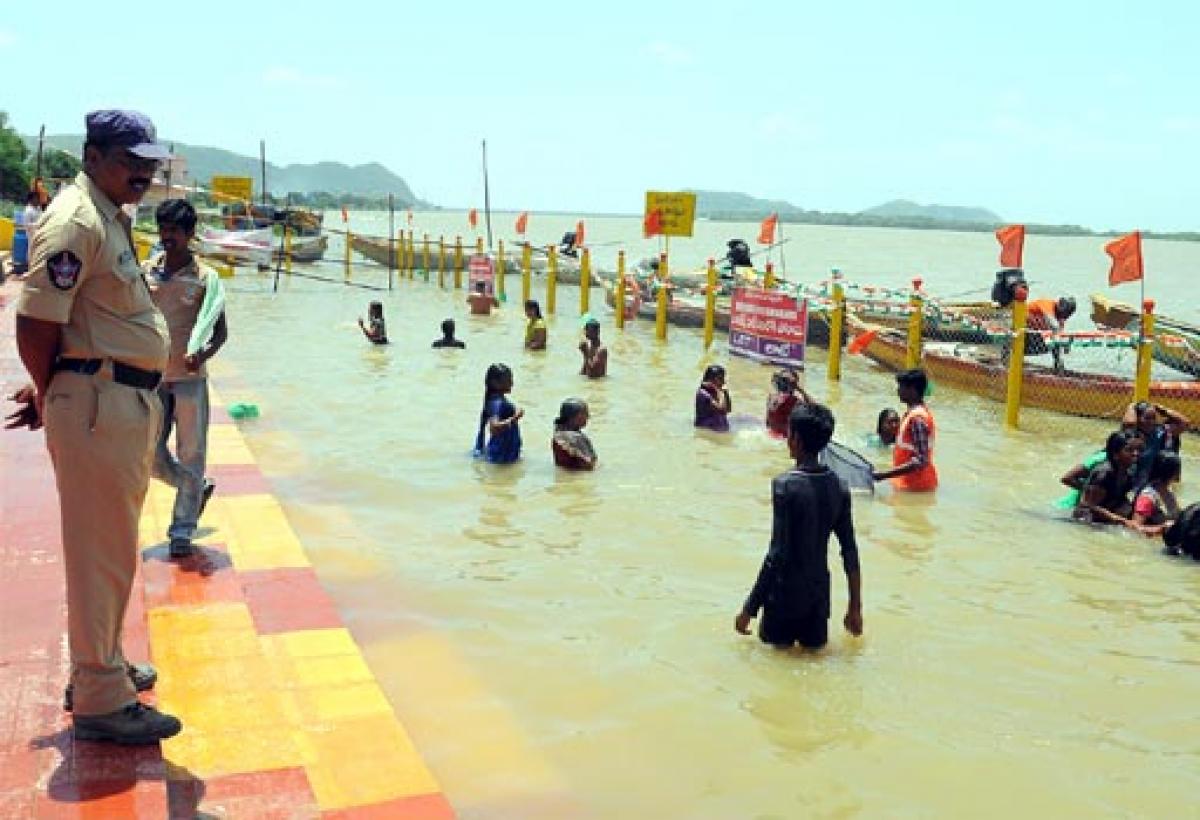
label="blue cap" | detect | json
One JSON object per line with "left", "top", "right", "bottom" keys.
{"left": 85, "top": 110, "right": 172, "bottom": 160}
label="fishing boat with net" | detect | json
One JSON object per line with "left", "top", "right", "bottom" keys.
{"left": 1091, "top": 293, "right": 1200, "bottom": 377}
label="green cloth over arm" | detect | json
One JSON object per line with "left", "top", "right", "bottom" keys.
{"left": 187, "top": 265, "right": 226, "bottom": 356}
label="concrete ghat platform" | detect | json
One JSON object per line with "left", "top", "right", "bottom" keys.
{"left": 0, "top": 281, "right": 454, "bottom": 818}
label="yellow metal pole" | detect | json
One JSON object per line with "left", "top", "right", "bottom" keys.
{"left": 438, "top": 236, "right": 446, "bottom": 288}
{"left": 1005, "top": 291, "right": 1029, "bottom": 428}
{"left": 547, "top": 246, "right": 558, "bottom": 314}
{"left": 496, "top": 239, "right": 506, "bottom": 301}
{"left": 422, "top": 233, "right": 431, "bottom": 280}
{"left": 1134, "top": 299, "right": 1155, "bottom": 403}
{"left": 764, "top": 262, "right": 775, "bottom": 289}
{"left": 656, "top": 251, "right": 669, "bottom": 341}
{"left": 475, "top": 236, "right": 484, "bottom": 254}
{"left": 521, "top": 242, "right": 532, "bottom": 304}
{"left": 284, "top": 225, "right": 293, "bottom": 276}
{"left": 615, "top": 251, "right": 627, "bottom": 331}
{"left": 703, "top": 258, "right": 717, "bottom": 350}
{"left": 904, "top": 278, "right": 923, "bottom": 369}
{"left": 580, "top": 246, "right": 592, "bottom": 315}
{"left": 454, "top": 236, "right": 464, "bottom": 289}
{"left": 344, "top": 230, "right": 352, "bottom": 283}
{"left": 828, "top": 282, "right": 846, "bottom": 381}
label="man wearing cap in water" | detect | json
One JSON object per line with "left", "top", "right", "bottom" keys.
{"left": 6, "top": 110, "right": 182, "bottom": 744}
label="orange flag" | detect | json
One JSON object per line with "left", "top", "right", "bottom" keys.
{"left": 575, "top": 220, "right": 586, "bottom": 246}
{"left": 468, "top": 208, "right": 478, "bottom": 229}
{"left": 515, "top": 211, "right": 529, "bottom": 235}
{"left": 757, "top": 213, "right": 778, "bottom": 245}
{"left": 1105, "top": 231, "right": 1143, "bottom": 286}
{"left": 847, "top": 330, "right": 879, "bottom": 355}
{"left": 340, "top": 206, "right": 348, "bottom": 223}
{"left": 996, "top": 224, "right": 1025, "bottom": 268}
{"left": 644, "top": 208, "right": 664, "bottom": 237}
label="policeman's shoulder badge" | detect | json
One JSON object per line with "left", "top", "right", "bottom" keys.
{"left": 47, "top": 250, "right": 83, "bottom": 291}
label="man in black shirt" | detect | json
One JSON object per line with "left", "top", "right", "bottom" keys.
{"left": 736, "top": 403, "right": 863, "bottom": 649}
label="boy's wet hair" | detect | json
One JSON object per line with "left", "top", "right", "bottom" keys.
{"left": 524, "top": 299, "right": 542, "bottom": 319}
{"left": 789, "top": 402, "right": 835, "bottom": 454}
{"left": 702, "top": 364, "right": 726, "bottom": 383}
{"left": 896, "top": 369, "right": 928, "bottom": 396}
{"left": 155, "top": 198, "right": 197, "bottom": 234}
{"left": 554, "top": 398, "right": 588, "bottom": 430}
{"left": 441, "top": 318, "right": 455, "bottom": 335}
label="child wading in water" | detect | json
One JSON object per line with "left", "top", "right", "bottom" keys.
{"left": 736, "top": 403, "right": 863, "bottom": 650}
{"left": 358, "top": 301, "right": 388, "bottom": 344}
{"left": 474, "top": 363, "right": 523, "bottom": 463}
{"left": 552, "top": 398, "right": 597, "bottom": 470}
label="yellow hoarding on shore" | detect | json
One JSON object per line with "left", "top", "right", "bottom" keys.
{"left": 644, "top": 191, "right": 697, "bottom": 238}
{"left": 210, "top": 175, "right": 253, "bottom": 202}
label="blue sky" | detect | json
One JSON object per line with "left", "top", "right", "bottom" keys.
{"left": 3, "top": 1, "right": 1196, "bottom": 230}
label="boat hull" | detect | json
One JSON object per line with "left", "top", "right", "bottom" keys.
{"left": 1091, "top": 293, "right": 1200, "bottom": 378}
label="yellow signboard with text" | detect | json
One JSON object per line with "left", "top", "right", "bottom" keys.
{"left": 644, "top": 191, "right": 697, "bottom": 238}
{"left": 210, "top": 175, "right": 254, "bottom": 203}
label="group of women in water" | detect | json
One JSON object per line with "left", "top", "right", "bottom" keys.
{"left": 1059, "top": 400, "right": 1199, "bottom": 557}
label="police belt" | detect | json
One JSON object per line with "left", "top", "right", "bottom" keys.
{"left": 54, "top": 358, "right": 163, "bottom": 390}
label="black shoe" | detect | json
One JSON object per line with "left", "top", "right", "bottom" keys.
{"left": 63, "top": 663, "right": 158, "bottom": 712}
{"left": 199, "top": 479, "right": 216, "bottom": 517}
{"left": 169, "top": 537, "right": 195, "bottom": 558}
{"left": 73, "top": 702, "right": 182, "bottom": 745}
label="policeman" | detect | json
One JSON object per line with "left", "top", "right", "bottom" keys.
{"left": 9, "top": 110, "right": 182, "bottom": 744}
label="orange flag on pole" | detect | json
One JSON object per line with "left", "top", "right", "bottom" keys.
{"left": 757, "top": 213, "right": 778, "bottom": 245}
{"left": 1105, "top": 231, "right": 1144, "bottom": 286}
{"left": 515, "top": 211, "right": 529, "bottom": 235}
{"left": 468, "top": 208, "right": 478, "bottom": 229}
{"left": 644, "top": 209, "right": 664, "bottom": 237}
{"left": 575, "top": 220, "right": 586, "bottom": 246}
{"left": 996, "top": 224, "right": 1025, "bottom": 268}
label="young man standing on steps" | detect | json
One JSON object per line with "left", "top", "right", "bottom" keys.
{"left": 146, "top": 198, "right": 227, "bottom": 558}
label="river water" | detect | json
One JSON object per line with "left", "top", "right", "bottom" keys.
{"left": 211, "top": 213, "right": 1200, "bottom": 818}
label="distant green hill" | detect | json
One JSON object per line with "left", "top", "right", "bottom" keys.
{"left": 690, "top": 189, "right": 805, "bottom": 216}
{"left": 24, "top": 134, "right": 426, "bottom": 206}
{"left": 859, "top": 199, "right": 1002, "bottom": 223}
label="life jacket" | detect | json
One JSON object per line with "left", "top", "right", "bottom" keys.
{"left": 892, "top": 404, "right": 938, "bottom": 491}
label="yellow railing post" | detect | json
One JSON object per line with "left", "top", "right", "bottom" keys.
{"left": 496, "top": 239, "right": 506, "bottom": 301}
{"left": 615, "top": 251, "right": 627, "bottom": 331}
{"left": 454, "top": 236, "right": 464, "bottom": 289}
{"left": 764, "top": 262, "right": 775, "bottom": 289}
{"left": 438, "top": 236, "right": 446, "bottom": 288}
{"left": 703, "top": 258, "right": 717, "bottom": 350}
{"left": 547, "top": 246, "right": 558, "bottom": 314}
{"left": 475, "top": 236, "right": 484, "bottom": 255}
{"left": 403, "top": 230, "right": 412, "bottom": 278}
{"left": 1005, "top": 289, "right": 1029, "bottom": 428}
{"left": 828, "top": 282, "right": 846, "bottom": 381}
{"left": 580, "top": 246, "right": 592, "bottom": 315}
{"left": 284, "top": 225, "right": 293, "bottom": 276}
{"left": 521, "top": 242, "right": 532, "bottom": 304}
{"left": 905, "top": 277, "right": 923, "bottom": 369}
{"left": 1134, "top": 299, "right": 1155, "bottom": 403}
{"left": 422, "top": 233, "right": 431, "bottom": 280}
{"left": 656, "top": 252, "right": 669, "bottom": 341}
{"left": 344, "top": 230, "right": 352, "bottom": 283}
{"left": 398, "top": 229, "right": 407, "bottom": 276}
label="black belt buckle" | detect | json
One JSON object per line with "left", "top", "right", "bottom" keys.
{"left": 54, "top": 358, "right": 102, "bottom": 375}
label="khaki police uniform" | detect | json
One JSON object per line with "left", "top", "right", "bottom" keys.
{"left": 17, "top": 172, "right": 168, "bottom": 717}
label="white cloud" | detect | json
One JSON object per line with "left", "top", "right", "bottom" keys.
{"left": 261, "top": 66, "right": 340, "bottom": 91}
{"left": 642, "top": 41, "right": 693, "bottom": 68}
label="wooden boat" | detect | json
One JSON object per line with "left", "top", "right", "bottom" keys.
{"left": 353, "top": 234, "right": 607, "bottom": 285}
{"left": 274, "top": 233, "right": 328, "bottom": 263}
{"left": 846, "top": 314, "right": 1200, "bottom": 425}
{"left": 847, "top": 299, "right": 1005, "bottom": 346}
{"left": 1091, "top": 293, "right": 1200, "bottom": 377}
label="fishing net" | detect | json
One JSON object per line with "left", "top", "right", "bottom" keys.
{"left": 819, "top": 441, "right": 876, "bottom": 494}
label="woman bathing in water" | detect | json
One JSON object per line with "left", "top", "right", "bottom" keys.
{"left": 1130, "top": 451, "right": 1182, "bottom": 537}
{"left": 765, "top": 368, "right": 811, "bottom": 438}
{"left": 871, "top": 408, "right": 900, "bottom": 447}
{"left": 474, "top": 364, "right": 523, "bottom": 464}
{"left": 1075, "top": 430, "right": 1142, "bottom": 525}
{"left": 358, "top": 301, "right": 388, "bottom": 344}
{"left": 695, "top": 365, "right": 732, "bottom": 432}
{"left": 552, "top": 398, "right": 597, "bottom": 470}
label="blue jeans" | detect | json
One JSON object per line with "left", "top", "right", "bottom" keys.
{"left": 153, "top": 379, "right": 210, "bottom": 541}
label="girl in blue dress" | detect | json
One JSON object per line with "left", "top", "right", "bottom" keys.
{"left": 474, "top": 363, "right": 524, "bottom": 463}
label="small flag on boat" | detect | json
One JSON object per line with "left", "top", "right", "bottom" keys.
{"left": 340, "top": 206, "right": 348, "bottom": 223}
{"left": 757, "top": 213, "right": 778, "bottom": 245}
{"left": 847, "top": 329, "right": 878, "bottom": 355}
{"left": 575, "top": 220, "right": 586, "bottom": 247}
{"left": 996, "top": 224, "right": 1025, "bottom": 268}
{"left": 1105, "top": 231, "right": 1143, "bottom": 286}
{"left": 644, "top": 208, "right": 664, "bottom": 237}
{"left": 515, "top": 211, "right": 529, "bottom": 235}
{"left": 468, "top": 208, "right": 478, "bottom": 229}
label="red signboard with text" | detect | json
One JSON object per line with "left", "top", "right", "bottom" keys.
{"left": 728, "top": 288, "right": 807, "bottom": 367}
{"left": 468, "top": 254, "right": 495, "bottom": 295}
